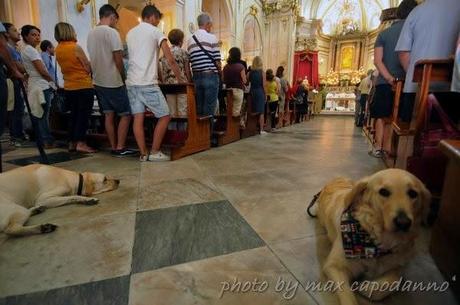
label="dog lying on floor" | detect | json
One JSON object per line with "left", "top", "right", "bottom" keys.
{"left": 307, "top": 168, "right": 431, "bottom": 305}
{"left": 0, "top": 164, "right": 120, "bottom": 237}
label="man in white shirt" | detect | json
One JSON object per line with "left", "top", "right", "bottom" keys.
{"left": 126, "top": 4, "right": 181, "bottom": 162}
{"left": 87, "top": 4, "right": 135, "bottom": 157}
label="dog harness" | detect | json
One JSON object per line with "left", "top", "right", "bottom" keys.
{"left": 77, "top": 173, "right": 84, "bottom": 196}
{"left": 341, "top": 208, "right": 392, "bottom": 259}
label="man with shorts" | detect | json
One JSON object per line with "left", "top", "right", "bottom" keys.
{"left": 126, "top": 4, "right": 181, "bottom": 162}
{"left": 87, "top": 4, "right": 135, "bottom": 157}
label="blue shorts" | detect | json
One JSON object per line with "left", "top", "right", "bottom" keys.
{"left": 127, "top": 85, "right": 170, "bottom": 117}
{"left": 95, "top": 85, "right": 131, "bottom": 116}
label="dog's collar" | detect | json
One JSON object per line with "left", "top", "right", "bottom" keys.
{"left": 341, "top": 208, "right": 392, "bottom": 259}
{"left": 77, "top": 173, "right": 84, "bottom": 196}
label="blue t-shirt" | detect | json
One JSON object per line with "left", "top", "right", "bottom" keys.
{"left": 395, "top": 0, "right": 460, "bottom": 93}
{"left": 7, "top": 43, "right": 21, "bottom": 62}
{"left": 41, "top": 52, "right": 56, "bottom": 83}
{"left": 375, "top": 20, "right": 406, "bottom": 86}
{"left": 0, "top": 22, "right": 5, "bottom": 32}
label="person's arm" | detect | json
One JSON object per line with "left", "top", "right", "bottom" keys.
{"left": 160, "top": 40, "right": 182, "bottom": 82}
{"left": 31, "top": 59, "right": 53, "bottom": 82}
{"left": 399, "top": 51, "right": 411, "bottom": 72}
{"left": 0, "top": 36, "right": 23, "bottom": 79}
{"left": 75, "top": 45, "right": 91, "bottom": 74}
{"left": 113, "top": 50, "right": 126, "bottom": 81}
{"left": 374, "top": 46, "right": 396, "bottom": 83}
{"left": 240, "top": 68, "right": 247, "bottom": 86}
{"left": 184, "top": 57, "right": 192, "bottom": 83}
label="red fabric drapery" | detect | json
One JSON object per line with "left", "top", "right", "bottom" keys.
{"left": 292, "top": 51, "right": 319, "bottom": 88}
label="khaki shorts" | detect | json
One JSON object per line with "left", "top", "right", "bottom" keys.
{"left": 230, "top": 88, "right": 244, "bottom": 117}
{"left": 166, "top": 93, "right": 187, "bottom": 116}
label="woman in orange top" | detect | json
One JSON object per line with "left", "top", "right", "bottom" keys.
{"left": 55, "top": 22, "right": 96, "bottom": 153}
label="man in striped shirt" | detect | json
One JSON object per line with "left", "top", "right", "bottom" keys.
{"left": 187, "top": 13, "right": 221, "bottom": 116}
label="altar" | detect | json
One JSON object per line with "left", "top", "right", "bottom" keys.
{"left": 323, "top": 92, "right": 356, "bottom": 114}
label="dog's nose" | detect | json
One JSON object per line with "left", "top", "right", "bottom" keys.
{"left": 393, "top": 211, "right": 412, "bottom": 232}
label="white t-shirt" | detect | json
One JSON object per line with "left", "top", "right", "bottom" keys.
{"left": 87, "top": 25, "right": 124, "bottom": 88}
{"left": 126, "top": 22, "right": 166, "bottom": 86}
{"left": 21, "top": 45, "right": 50, "bottom": 90}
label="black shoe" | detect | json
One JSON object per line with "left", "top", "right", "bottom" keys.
{"left": 111, "top": 148, "right": 138, "bottom": 157}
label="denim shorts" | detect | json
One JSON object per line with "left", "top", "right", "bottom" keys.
{"left": 127, "top": 85, "right": 170, "bottom": 117}
{"left": 95, "top": 85, "right": 131, "bottom": 116}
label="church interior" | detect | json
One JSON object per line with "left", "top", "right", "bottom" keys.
{"left": 0, "top": 0, "right": 459, "bottom": 304}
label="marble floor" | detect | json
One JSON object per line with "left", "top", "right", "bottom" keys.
{"left": 0, "top": 117, "right": 457, "bottom": 305}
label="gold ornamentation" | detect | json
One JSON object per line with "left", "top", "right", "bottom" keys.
{"left": 261, "top": 0, "right": 300, "bottom": 17}
{"left": 76, "top": 0, "right": 91, "bottom": 13}
{"left": 250, "top": 5, "right": 258, "bottom": 16}
{"left": 295, "top": 37, "right": 318, "bottom": 51}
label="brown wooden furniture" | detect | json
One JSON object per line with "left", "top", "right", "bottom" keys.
{"left": 240, "top": 94, "right": 259, "bottom": 138}
{"left": 213, "top": 89, "right": 241, "bottom": 146}
{"left": 430, "top": 139, "right": 460, "bottom": 298}
{"left": 392, "top": 58, "right": 454, "bottom": 169}
{"left": 383, "top": 79, "right": 405, "bottom": 167}
{"left": 159, "top": 84, "right": 211, "bottom": 160}
{"left": 52, "top": 83, "right": 211, "bottom": 161}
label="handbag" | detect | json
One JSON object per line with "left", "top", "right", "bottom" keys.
{"left": 52, "top": 88, "right": 68, "bottom": 113}
{"left": 407, "top": 94, "right": 460, "bottom": 193}
{"left": 51, "top": 59, "right": 69, "bottom": 113}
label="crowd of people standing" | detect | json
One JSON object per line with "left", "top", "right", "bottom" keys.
{"left": 0, "top": 3, "right": 314, "bottom": 162}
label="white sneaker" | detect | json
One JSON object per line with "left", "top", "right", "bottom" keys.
{"left": 260, "top": 130, "right": 268, "bottom": 135}
{"left": 148, "top": 151, "right": 171, "bottom": 162}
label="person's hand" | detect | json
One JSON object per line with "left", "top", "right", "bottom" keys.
{"left": 12, "top": 69, "right": 25, "bottom": 81}
{"left": 386, "top": 76, "right": 395, "bottom": 85}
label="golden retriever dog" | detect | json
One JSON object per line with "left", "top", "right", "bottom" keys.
{"left": 308, "top": 169, "right": 431, "bottom": 305}
{"left": 0, "top": 164, "right": 120, "bottom": 237}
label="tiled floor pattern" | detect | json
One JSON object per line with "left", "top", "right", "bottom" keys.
{"left": 0, "top": 117, "right": 457, "bottom": 305}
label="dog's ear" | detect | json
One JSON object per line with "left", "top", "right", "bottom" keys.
{"left": 418, "top": 180, "right": 432, "bottom": 226}
{"left": 344, "top": 177, "right": 369, "bottom": 210}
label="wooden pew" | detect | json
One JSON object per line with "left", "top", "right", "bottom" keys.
{"left": 158, "top": 83, "right": 211, "bottom": 160}
{"left": 392, "top": 59, "right": 454, "bottom": 170}
{"left": 51, "top": 84, "right": 211, "bottom": 160}
{"left": 430, "top": 140, "right": 460, "bottom": 298}
{"left": 213, "top": 89, "right": 241, "bottom": 146}
{"left": 241, "top": 94, "right": 259, "bottom": 138}
{"left": 383, "top": 79, "right": 405, "bottom": 167}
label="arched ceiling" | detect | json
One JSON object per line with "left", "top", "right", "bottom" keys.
{"left": 301, "top": 0, "right": 401, "bottom": 35}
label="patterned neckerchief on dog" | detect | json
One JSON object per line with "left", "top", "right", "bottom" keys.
{"left": 341, "top": 208, "right": 392, "bottom": 259}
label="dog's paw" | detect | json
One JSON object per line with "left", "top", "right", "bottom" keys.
{"left": 85, "top": 198, "right": 99, "bottom": 206}
{"left": 31, "top": 206, "right": 46, "bottom": 216}
{"left": 40, "top": 223, "right": 58, "bottom": 234}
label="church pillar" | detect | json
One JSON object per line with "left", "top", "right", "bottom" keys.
{"left": 262, "top": 1, "right": 300, "bottom": 83}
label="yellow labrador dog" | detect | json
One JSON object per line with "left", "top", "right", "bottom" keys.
{"left": 308, "top": 169, "right": 431, "bottom": 305}
{"left": 0, "top": 164, "right": 120, "bottom": 237}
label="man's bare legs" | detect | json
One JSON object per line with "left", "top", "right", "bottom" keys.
{"left": 105, "top": 113, "right": 132, "bottom": 151}
{"left": 117, "top": 115, "right": 131, "bottom": 150}
{"left": 132, "top": 113, "right": 147, "bottom": 156}
{"left": 104, "top": 112, "right": 117, "bottom": 150}
{"left": 151, "top": 115, "right": 170, "bottom": 152}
